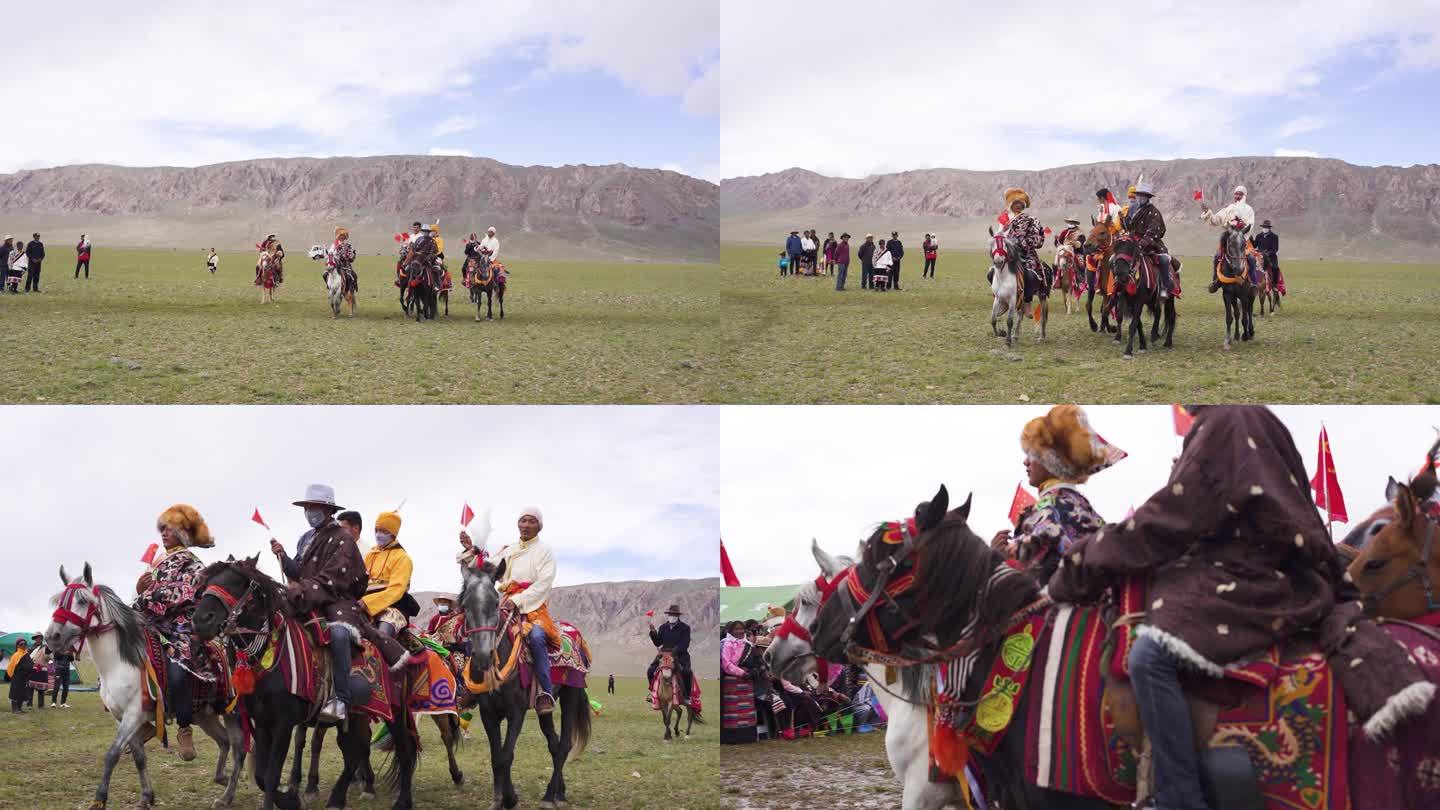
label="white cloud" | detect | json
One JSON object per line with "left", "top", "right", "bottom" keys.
{"left": 721, "top": 405, "right": 1440, "bottom": 587}
{"left": 0, "top": 406, "right": 718, "bottom": 632}
{"left": 721, "top": 0, "right": 1439, "bottom": 178}
{"left": 1275, "top": 115, "right": 1328, "bottom": 138}
{"left": 0, "top": 0, "right": 717, "bottom": 173}
{"left": 1275, "top": 148, "right": 1322, "bottom": 158}
{"left": 432, "top": 115, "right": 481, "bottom": 138}
{"left": 429, "top": 147, "right": 476, "bottom": 157}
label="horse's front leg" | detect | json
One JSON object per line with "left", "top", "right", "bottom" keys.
{"left": 990, "top": 298, "right": 1003, "bottom": 337}
{"left": 217, "top": 712, "right": 246, "bottom": 808}
{"left": 390, "top": 718, "right": 418, "bottom": 810}
{"left": 93, "top": 707, "right": 145, "bottom": 809}
{"left": 1223, "top": 294, "right": 1234, "bottom": 350}
{"left": 287, "top": 724, "right": 306, "bottom": 797}
{"left": 129, "top": 734, "right": 156, "bottom": 810}
{"left": 304, "top": 724, "right": 326, "bottom": 799}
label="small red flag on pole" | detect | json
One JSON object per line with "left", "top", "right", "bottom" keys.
{"left": 1310, "top": 425, "right": 1348, "bottom": 524}
{"left": 645, "top": 609, "right": 655, "bottom": 618}
{"left": 1193, "top": 189, "right": 1204, "bottom": 202}
{"left": 140, "top": 543, "right": 160, "bottom": 565}
{"left": 1007, "top": 483, "right": 1037, "bottom": 525}
{"left": 460, "top": 502, "right": 475, "bottom": 527}
{"left": 1172, "top": 404, "right": 1195, "bottom": 436}
{"left": 251, "top": 509, "right": 270, "bottom": 530}
{"left": 720, "top": 540, "right": 741, "bottom": 587}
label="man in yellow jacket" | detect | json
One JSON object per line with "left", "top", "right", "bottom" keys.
{"left": 363, "top": 511, "right": 414, "bottom": 640}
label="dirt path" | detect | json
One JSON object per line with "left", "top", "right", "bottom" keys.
{"left": 720, "top": 733, "right": 907, "bottom": 809}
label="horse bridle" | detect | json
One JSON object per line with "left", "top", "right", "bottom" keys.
{"left": 1363, "top": 514, "right": 1440, "bottom": 613}
{"left": 202, "top": 579, "right": 270, "bottom": 659}
{"left": 51, "top": 581, "right": 112, "bottom": 654}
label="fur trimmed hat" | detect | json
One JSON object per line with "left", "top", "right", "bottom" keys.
{"left": 334, "top": 227, "right": 349, "bottom": 239}
{"left": 157, "top": 503, "right": 215, "bottom": 548}
{"left": 1004, "top": 188, "right": 1031, "bottom": 210}
{"left": 1020, "top": 405, "right": 1127, "bottom": 483}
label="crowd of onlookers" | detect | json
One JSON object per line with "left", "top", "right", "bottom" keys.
{"left": 3, "top": 232, "right": 91, "bottom": 293}
{"left": 720, "top": 615, "right": 885, "bottom": 745}
{"left": 779, "top": 230, "right": 939, "bottom": 291}
{"left": 6, "top": 634, "right": 74, "bottom": 712}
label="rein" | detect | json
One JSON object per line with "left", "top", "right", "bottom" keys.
{"left": 51, "top": 582, "right": 113, "bottom": 655}
{"left": 460, "top": 603, "right": 524, "bottom": 694}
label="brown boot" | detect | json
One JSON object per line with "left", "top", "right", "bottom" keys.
{"left": 177, "top": 726, "right": 196, "bottom": 761}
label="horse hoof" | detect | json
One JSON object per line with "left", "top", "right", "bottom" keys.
{"left": 306, "top": 789, "right": 321, "bottom": 801}
{"left": 539, "top": 802, "right": 557, "bottom": 810}
{"left": 361, "top": 791, "right": 377, "bottom": 800}
{"left": 1122, "top": 353, "right": 1134, "bottom": 361}
{"left": 91, "top": 801, "right": 107, "bottom": 810}
{"left": 211, "top": 798, "right": 232, "bottom": 809}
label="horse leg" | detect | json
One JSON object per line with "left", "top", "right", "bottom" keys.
{"left": 129, "top": 734, "right": 156, "bottom": 810}
{"left": 1223, "top": 292, "right": 1234, "bottom": 350}
{"left": 498, "top": 287, "right": 504, "bottom": 319}
{"left": 305, "top": 724, "right": 326, "bottom": 800}
{"left": 1086, "top": 288, "right": 1098, "bottom": 331}
{"left": 990, "top": 297, "right": 1002, "bottom": 337}
{"left": 536, "top": 703, "right": 568, "bottom": 809}
{"left": 434, "top": 713, "right": 464, "bottom": 787}
{"left": 215, "top": 711, "right": 246, "bottom": 808}
{"left": 262, "top": 716, "right": 300, "bottom": 810}
{"left": 1164, "top": 299, "right": 1176, "bottom": 348}
{"left": 327, "top": 720, "right": 364, "bottom": 810}
{"left": 388, "top": 717, "right": 418, "bottom": 810}
{"left": 487, "top": 288, "right": 494, "bottom": 320}
{"left": 93, "top": 707, "right": 144, "bottom": 809}
{"left": 287, "top": 724, "right": 307, "bottom": 797}
{"left": 1123, "top": 301, "right": 1139, "bottom": 359}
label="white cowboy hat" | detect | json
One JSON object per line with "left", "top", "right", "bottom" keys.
{"left": 1064, "top": 217, "right": 1081, "bottom": 225}
{"left": 293, "top": 484, "right": 343, "bottom": 509}
{"left": 1134, "top": 180, "right": 1155, "bottom": 196}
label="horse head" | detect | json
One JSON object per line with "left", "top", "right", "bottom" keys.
{"left": 46, "top": 561, "right": 99, "bottom": 655}
{"left": 193, "top": 555, "right": 281, "bottom": 643}
{"left": 1348, "top": 438, "right": 1440, "bottom": 619}
{"left": 765, "top": 540, "right": 856, "bottom": 688}
{"left": 459, "top": 557, "right": 509, "bottom": 686}
{"left": 812, "top": 485, "right": 1038, "bottom": 667}
{"left": 1110, "top": 236, "right": 1141, "bottom": 287}
{"left": 987, "top": 227, "right": 1017, "bottom": 275}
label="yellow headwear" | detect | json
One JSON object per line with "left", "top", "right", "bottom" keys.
{"left": 1004, "top": 188, "right": 1031, "bottom": 210}
{"left": 375, "top": 511, "right": 402, "bottom": 538}
{"left": 157, "top": 504, "right": 215, "bottom": 548}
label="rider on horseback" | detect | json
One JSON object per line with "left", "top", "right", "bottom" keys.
{"left": 1123, "top": 181, "right": 1176, "bottom": 298}
{"left": 1201, "top": 185, "right": 1257, "bottom": 293}
{"left": 647, "top": 605, "right": 694, "bottom": 706}
{"left": 458, "top": 506, "right": 561, "bottom": 714}
{"left": 1251, "top": 219, "right": 1282, "bottom": 292}
{"left": 269, "top": 484, "right": 411, "bottom": 723}
{"left": 990, "top": 405, "right": 1123, "bottom": 587}
{"left": 362, "top": 511, "right": 420, "bottom": 649}
{"left": 999, "top": 188, "right": 1047, "bottom": 304}
{"left": 133, "top": 504, "right": 219, "bottom": 762}
{"left": 326, "top": 227, "right": 358, "bottom": 295}
{"left": 1094, "top": 188, "right": 1123, "bottom": 235}
{"left": 1048, "top": 405, "right": 1435, "bottom": 810}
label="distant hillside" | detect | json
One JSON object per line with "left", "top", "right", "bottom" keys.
{"left": 721, "top": 157, "right": 1440, "bottom": 261}
{"left": 0, "top": 156, "right": 719, "bottom": 263}
{"left": 414, "top": 577, "right": 718, "bottom": 678}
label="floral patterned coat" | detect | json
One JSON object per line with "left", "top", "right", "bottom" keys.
{"left": 133, "top": 547, "right": 211, "bottom": 676}
{"left": 1015, "top": 483, "right": 1105, "bottom": 588}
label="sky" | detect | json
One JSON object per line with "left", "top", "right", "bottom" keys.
{"left": 721, "top": 0, "right": 1440, "bottom": 178}
{"left": 721, "top": 405, "right": 1440, "bottom": 587}
{"left": 0, "top": 405, "right": 718, "bottom": 634}
{"left": 0, "top": 0, "right": 718, "bottom": 181}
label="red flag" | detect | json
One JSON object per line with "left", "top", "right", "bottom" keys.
{"left": 1007, "top": 483, "right": 1037, "bottom": 525}
{"left": 460, "top": 502, "right": 475, "bottom": 527}
{"left": 251, "top": 508, "right": 270, "bottom": 530}
{"left": 1106, "top": 191, "right": 1117, "bottom": 205}
{"left": 140, "top": 543, "right": 159, "bottom": 565}
{"left": 1043, "top": 226, "right": 1052, "bottom": 236}
{"left": 1310, "top": 426, "right": 1348, "bottom": 523}
{"left": 997, "top": 211, "right": 1011, "bottom": 227}
{"left": 720, "top": 540, "right": 741, "bottom": 587}
{"left": 645, "top": 609, "right": 655, "bottom": 618}
{"left": 1193, "top": 189, "right": 1204, "bottom": 201}
{"left": 1172, "top": 404, "right": 1194, "bottom": 436}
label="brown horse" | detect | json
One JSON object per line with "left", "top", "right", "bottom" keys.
{"left": 1348, "top": 440, "right": 1440, "bottom": 619}
{"left": 652, "top": 649, "right": 696, "bottom": 741}
{"left": 1083, "top": 224, "right": 1117, "bottom": 334}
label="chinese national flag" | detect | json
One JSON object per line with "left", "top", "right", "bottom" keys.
{"left": 140, "top": 543, "right": 159, "bottom": 565}
{"left": 1008, "top": 483, "right": 1037, "bottom": 525}
{"left": 251, "top": 509, "right": 270, "bottom": 530}
{"left": 460, "top": 502, "right": 475, "bottom": 527}
{"left": 997, "top": 211, "right": 1011, "bottom": 227}
{"left": 720, "top": 540, "right": 741, "bottom": 587}
{"left": 1310, "top": 426, "right": 1348, "bottom": 523}
{"left": 1172, "top": 404, "right": 1195, "bottom": 436}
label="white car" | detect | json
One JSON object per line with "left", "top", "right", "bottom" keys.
{"left": 308, "top": 245, "right": 326, "bottom": 260}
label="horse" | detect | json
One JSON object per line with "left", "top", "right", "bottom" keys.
{"left": 1348, "top": 439, "right": 1440, "bottom": 620}
{"left": 651, "top": 648, "right": 698, "bottom": 741}
{"left": 1215, "top": 222, "right": 1255, "bottom": 349}
{"left": 1083, "top": 224, "right": 1119, "bottom": 334}
{"left": 458, "top": 558, "right": 592, "bottom": 810}
{"left": 191, "top": 557, "right": 420, "bottom": 810}
{"left": 1110, "top": 236, "right": 1176, "bottom": 359}
{"left": 44, "top": 563, "right": 245, "bottom": 810}
{"left": 1053, "top": 243, "right": 1081, "bottom": 316}
{"left": 468, "top": 257, "right": 506, "bottom": 321}
{"left": 398, "top": 257, "right": 437, "bottom": 322}
{"left": 1250, "top": 245, "right": 1273, "bottom": 318}
{"left": 437, "top": 262, "right": 452, "bottom": 317}
{"left": 1255, "top": 249, "right": 1282, "bottom": 316}
{"left": 987, "top": 228, "right": 1024, "bottom": 347}
{"left": 322, "top": 265, "right": 357, "bottom": 319}
{"left": 257, "top": 252, "right": 279, "bottom": 304}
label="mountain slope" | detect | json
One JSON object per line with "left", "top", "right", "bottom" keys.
{"left": 721, "top": 157, "right": 1440, "bottom": 260}
{"left": 0, "top": 156, "right": 719, "bottom": 262}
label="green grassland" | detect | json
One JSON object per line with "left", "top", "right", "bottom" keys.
{"left": 0, "top": 249, "right": 717, "bottom": 404}
{"left": 0, "top": 670, "right": 717, "bottom": 809}
{"left": 716, "top": 244, "right": 1440, "bottom": 404}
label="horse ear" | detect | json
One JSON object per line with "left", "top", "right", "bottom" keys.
{"left": 495, "top": 558, "right": 508, "bottom": 583}
{"left": 82, "top": 562, "right": 93, "bottom": 587}
{"left": 1393, "top": 482, "right": 1418, "bottom": 527}
{"left": 918, "top": 485, "right": 949, "bottom": 530}
{"left": 956, "top": 492, "right": 973, "bottom": 521}
{"left": 988, "top": 226, "right": 995, "bottom": 237}
{"left": 812, "top": 539, "right": 844, "bottom": 579}
{"left": 1386, "top": 476, "right": 1401, "bottom": 504}
{"left": 59, "top": 566, "right": 70, "bottom": 586}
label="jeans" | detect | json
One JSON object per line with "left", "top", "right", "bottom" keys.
{"left": 528, "top": 625, "right": 554, "bottom": 695}
{"left": 1129, "top": 635, "right": 1207, "bottom": 810}
{"left": 52, "top": 660, "right": 70, "bottom": 704}
{"left": 860, "top": 262, "right": 872, "bottom": 289}
{"left": 167, "top": 660, "right": 194, "bottom": 727}
{"left": 835, "top": 262, "right": 849, "bottom": 290}
{"left": 329, "top": 625, "right": 354, "bottom": 705}
{"left": 1155, "top": 253, "right": 1173, "bottom": 296}
{"left": 24, "top": 261, "right": 40, "bottom": 291}
{"left": 923, "top": 257, "right": 936, "bottom": 277}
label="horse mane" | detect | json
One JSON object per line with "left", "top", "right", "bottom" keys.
{"left": 1410, "top": 437, "right": 1440, "bottom": 503}
{"left": 202, "top": 558, "right": 293, "bottom": 618}
{"left": 94, "top": 584, "right": 146, "bottom": 669}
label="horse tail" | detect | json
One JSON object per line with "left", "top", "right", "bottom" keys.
{"left": 570, "top": 687, "right": 592, "bottom": 757}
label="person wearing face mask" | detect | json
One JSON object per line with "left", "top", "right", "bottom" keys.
{"left": 1201, "top": 184, "right": 1257, "bottom": 292}
{"left": 363, "top": 511, "right": 417, "bottom": 642}
{"left": 133, "top": 504, "right": 220, "bottom": 761}
{"left": 270, "top": 484, "right": 410, "bottom": 723}
{"left": 646, "top": 604, "right": 694, "bottom": 709}
{"left": 1250, "top": 219, "right": 1283, "bottom": 296}
{"left": 459, "top": 506, "right": 559, "bottom": 713}
{"left": 1125, "top": 181, "right": 1177, "bottom": 299}
{"left": 426, "top": 596, "right": 467, "bottom": 654}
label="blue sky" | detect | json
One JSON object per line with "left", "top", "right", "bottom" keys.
{"left": 0, "top": 0, "right": 719, "bottom": 181}
{"left": 722, "top": 0, "right": 1440, "bottom": 177}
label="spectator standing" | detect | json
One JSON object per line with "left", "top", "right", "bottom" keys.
{"left": 857, "top": 234, "right": 876, "bottom": 289}
{"left": 2, "top": 236, "right": 18, "bottom": 292}
{"left": 27, "top": 635, "right": 49, "bottom": 710}
{"left": 922, "top": 233, "right": 938, "bottom": 278}
{"left": 834, "top": 233, "right": 851, "bottom": 291}
{"left": 75, "top": 233, "right": 91, "bottom": 279}
{"left": 10, "top": 238, "right": 30, "bottom": 292}
{"left": 50, "top": 649, "right": 71, "bottom": 707}
{"left": 24, "top": 232, "right": 45, "bottom": 292}
{"left": 822, "top": 231, "right": 837, "bottom": 275}
{"left": 206, "top": 248, "right": 219, "bottom": 273}
{"left": 784, "top": 231, "right": 802, "bottom": 277}
{"left": 885, "top": 231, "right": 904, "bottom": 290}
{"left": 8, "top": 637, "right": 32, "bottom": 712}
{"left": 872, "top": 241, "right": 894, "bottom": 291}
{"left": 800, "top": 231, "right": 817, "bottom": 274}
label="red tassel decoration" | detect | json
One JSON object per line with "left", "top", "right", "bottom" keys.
{"left": 929, "top": 706, "right": 972, "bottom": 778}
{"left": 232, "top": 651, "right": 256, "bottom": 697}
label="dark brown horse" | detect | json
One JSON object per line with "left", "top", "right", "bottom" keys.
{"left": 1110, "top": 236, "right": 1177, "bottom": 359}
{"left": 468, "top": 257, "right": 506, "bottom": 321}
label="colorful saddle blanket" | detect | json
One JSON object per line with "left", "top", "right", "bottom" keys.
{"left": 1347, "top": 616, "right": 1440, "bottom": 810}
{"left": 648, "top": 670, "right": 704, "bottom": 714}
{"left": 518, "top": 621, "right": 591, "bottom": 692}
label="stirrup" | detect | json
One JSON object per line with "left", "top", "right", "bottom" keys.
{"left": 535, "top": 691, "right": 556, "bottom": 715}
{"left": 319, "top": 698, "right": 348, "bottom": 723}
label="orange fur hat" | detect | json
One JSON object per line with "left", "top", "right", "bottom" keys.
{"left": 1004, "top": 188, "right": 1031, "bottom": 210}
{"left": 1020, "top": 405, "right": 1126, "bottom": 483}
{"left": 156, "top": 503, "right": 215, "bottom": 548}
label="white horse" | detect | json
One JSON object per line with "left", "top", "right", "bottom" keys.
{"left": 987, "top": 228, "right": 1023, "bottom": 347}
{"left": 766, "top": 542, "right": 986, "bottom": 810}
{"left": 1053, "top": 243, "right": 1079, "bottom": 316}
{"left": 45, "top": 563, "right": 245, "bottom": 810}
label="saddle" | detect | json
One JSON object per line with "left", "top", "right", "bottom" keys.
{"left": 138, "top": 627, "right": 231, "bottom": 744}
